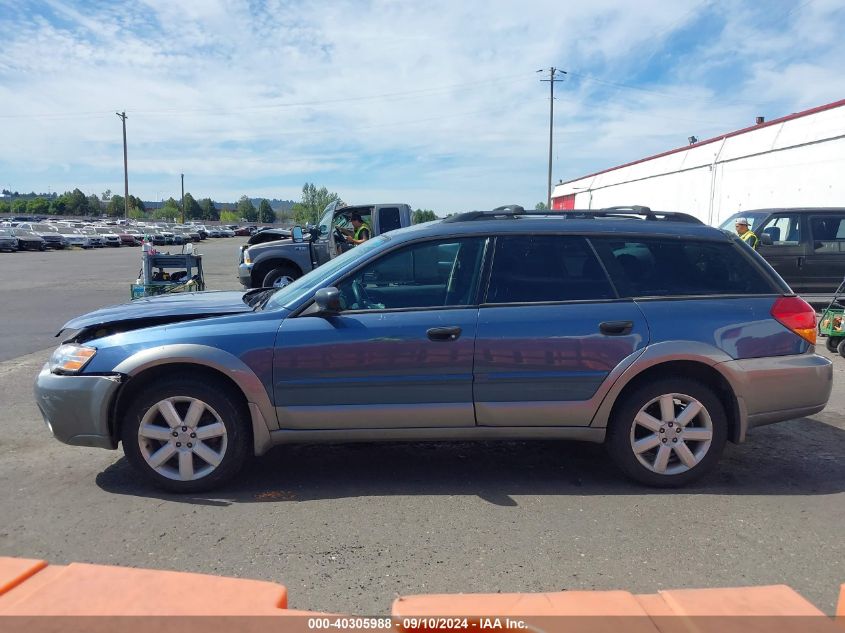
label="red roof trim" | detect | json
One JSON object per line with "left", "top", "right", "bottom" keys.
{"left": 556, "top": 97, "right": 845, "bottom": 187}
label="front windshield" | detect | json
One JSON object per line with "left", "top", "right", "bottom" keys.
{"left": 0, "top": 229, "right": 12, "bottom": 237}
{"left": 263, "top": 235, "right": 390, "bottom": 311}
{"left": 717, "top": 211, "right": 768, "bottom": 235}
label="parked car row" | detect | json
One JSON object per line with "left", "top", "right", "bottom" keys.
{"left": 0, "top": 219, "right": 264, "bottom": 252}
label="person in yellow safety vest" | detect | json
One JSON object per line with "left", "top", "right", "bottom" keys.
{"left": 344, "top": 212, "right": 371, "bottom": 246}
{"left": 735, "top": 217, "right": 759, "bottom": 250}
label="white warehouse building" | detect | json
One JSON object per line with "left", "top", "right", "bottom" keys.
{"left": 551, "top": 98, "right": 845, "bottom": 225}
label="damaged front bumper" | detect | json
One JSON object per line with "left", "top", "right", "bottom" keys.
{"left": 33, "top": 364, "right": 122, "bottom": 449}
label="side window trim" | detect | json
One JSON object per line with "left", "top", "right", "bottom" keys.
{"left": 330, "top": 236, "right": 487, "bottom": 313}
{"left": 483, "top": 234, "right": 617, "bottom": 305}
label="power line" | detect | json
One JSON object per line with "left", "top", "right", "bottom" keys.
{"left": 0, "top": 72, "right": 532, "bottom": 120}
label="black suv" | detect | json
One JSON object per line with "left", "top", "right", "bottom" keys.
{"left": 719, "top": 208, "right": 845, "bottom": 304}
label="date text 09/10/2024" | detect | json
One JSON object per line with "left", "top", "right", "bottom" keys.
{"left": 307, "top": 618, "right": 528, "bottom": 630}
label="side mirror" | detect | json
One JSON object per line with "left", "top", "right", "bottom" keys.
{"left": 319, "top": 224, "right": 329, "bottom": 236}
{"left": 759, "top": 233, "right": 773, "bottom": 246}
{"left": 314, "top": 287, "right": 341, "bottom": 314}
{"left": 292, "top": 226, "right": 304, "bottom": 242}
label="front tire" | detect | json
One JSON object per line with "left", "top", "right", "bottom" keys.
{"left": 606, "top": 378, "right": 727, "bottom": 487}
{"left": 262, "top": 264, "right": 301, "bottom": 288}
{"left": 120, "top": 377, "right": 252, "bottom": 493}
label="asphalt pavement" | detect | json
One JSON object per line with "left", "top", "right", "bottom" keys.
{"left": 0, "top": 239, "right": 843, "bottom": 614}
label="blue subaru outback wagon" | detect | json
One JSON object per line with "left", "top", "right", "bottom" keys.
{"left": 35, "top": 207, "right": 832, "bottom": 492}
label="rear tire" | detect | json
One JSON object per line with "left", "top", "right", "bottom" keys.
{"left": 120, "top": 377, "right": 252, "bottom": 493}
{"left": 838, "top": 340, "right": 845, "bottom": 359}
{"left": 606, "top": 378, "right": 727, "bottom": 487}
{"left": 825, "top": 336, "right": 842, "bottom": 353}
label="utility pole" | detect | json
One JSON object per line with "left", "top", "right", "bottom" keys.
{"left": 116, "top": 111, "right": 129, "bottom": 220}
{"left": 538, "top": 67, "right": 566, "bottom": 209}
{"left": 180, "top": 173, "right": 185, "bottom": 224}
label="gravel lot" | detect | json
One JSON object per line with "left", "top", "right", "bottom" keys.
{"left": 0, "top": 239, "right": 842, "bottom": 614}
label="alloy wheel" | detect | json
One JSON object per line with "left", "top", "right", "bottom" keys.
{"left": 137, "top": 396, "right": 228, "bottom": 481}
{"left": 629, "top": 392, "right": 713, "bottom": 476}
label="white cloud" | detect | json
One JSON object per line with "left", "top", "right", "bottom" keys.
{"left": 0, "top": 0, "right": 844, "bottom": 211}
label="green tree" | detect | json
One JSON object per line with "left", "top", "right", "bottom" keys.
{"left": 535, "top": 201, "right": 548, "bottom": 210}
{"left": 298, "top": 182, "right": 340, "bottom": 225}
{"left": 0, "top": 200, "right": 10, "bottom": 215}
{"left": 412, "top": 209, "right": 437, "bottom": 224}
{"left": 128, "top": 195, "right": 145, "bottom": 213}
{"left": 183, "top": 193, "right": 202, "bottom": 221}
{"left": 64, "top": 188, "right": 90, "bottom": 216}
{"left": 107, "top": 195, "right": 125, "bottom": 217}
{"left": 50, "top": 196, "right": 67, "bottom": 216}
{"left": 88, "top": 195, "right": 103, "bottom": 216}
{"left": 258, "top": 199, "right": 275, "bottom": 223}
{"left": 12, "top": 199, "right": 28, "bottom": 214}
{"left": 27, "top": 197, "right": 50, "bottom": 215}
{"left": 101, "top": 189, "right": 112, "bottom": 201}
{"left": 156, "top": 197, "right": 180, "bottom": 221}
{"left": 237, "top": 195, "right": 258, "bottom": 222}
{"left": 200, "top": 198, "right": 219, "bottom": 221}
{"left": 219, "top": 210, "right": 240, "bottom": 223}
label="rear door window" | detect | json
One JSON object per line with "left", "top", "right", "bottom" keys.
{"left": 485, "top": 235, "right": 615, "bottom": 303}
{"left": 590, "top": 237, "right": 774, "bottom": 297}
{"left": 377, "top": 207, "right": 402, "bottom": 233}
{"left": 809, "top": 215, "right": 845, "bottom": 253}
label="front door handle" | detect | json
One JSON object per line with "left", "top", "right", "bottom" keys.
{"left": 599, "top": 320, "right": 633, "bottom": 336}
{"left": 427, "top": 326, "right": 462, "bottom": 342}
{"left": 797, "top": 256, "right": 804, "bottom": 269}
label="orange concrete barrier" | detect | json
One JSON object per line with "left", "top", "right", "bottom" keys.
{"left": 0, "top": 556, "right": 287, "bottom": 616}
{"left": 0, "top": 555, "right": 842, "bottom": 633}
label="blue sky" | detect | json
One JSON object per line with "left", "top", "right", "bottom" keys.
{"left": 1, "top": 0, "right": 844, "bottom": 213}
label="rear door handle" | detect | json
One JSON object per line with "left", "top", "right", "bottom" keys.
{"left": 797, "top": 256, "right": 804, "bottom": 269}
{"left": 427, "top": 326, "right": 462, "bottom": 342}
{"left": 599, "top": 320, "right": 633, "bottom": 336}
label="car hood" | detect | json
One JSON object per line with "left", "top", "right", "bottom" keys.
{"left": 58, "top": 290, "right": 257, "bottom": 338}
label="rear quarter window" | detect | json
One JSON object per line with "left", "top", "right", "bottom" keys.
{"left": 590, "top": 236, "right": 775, "bottom": 297}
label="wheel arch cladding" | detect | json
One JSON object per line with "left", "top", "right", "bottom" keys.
{"left": 607, "top": 360, "right": 740, "bottom": 444}
{"left": 113, "top": 364, "right": 248, "bottom": 437}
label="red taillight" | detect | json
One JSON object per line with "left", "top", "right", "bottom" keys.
{"left": 771, "top": 296, "right": 816, "bottom": 345}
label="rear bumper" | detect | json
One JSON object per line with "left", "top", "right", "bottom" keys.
{"left": 33, "top": 364, "right": 122, "bottom": 449}
{"left": 720, "top": 352, "right": 832, "bottom": 438}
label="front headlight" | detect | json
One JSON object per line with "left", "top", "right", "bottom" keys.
{"left": 50, "top": 344, "right": 97, "bottom": 374}
{"left": 243, "top": 250, "right": 252, "bottom": 264}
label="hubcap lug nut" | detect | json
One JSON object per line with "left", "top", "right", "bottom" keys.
{"left": 190, "top": 433, "right": 196, "bottom": 438}
{"left": 187, "top": 442, "right": 193, "bottom": 448}
{"left": 668, "top": 422, "right": 673, "bottom": 427}
{"left": 182, "top": 426, "right": 187, "bottom": 432}
{"left": 659, "top": 428, "right": 665, "bottom": 433}
{"left": 172, "top": 431, "right": 178, "bottom": 437}
{"left": 672, "top": 438, "right": 678, "bottom": 443}
{"left": 662, "top": 438, "right": 667, "bottom": 443}
{"left": 176, "top": 442, "right": 181, "bottom": 447}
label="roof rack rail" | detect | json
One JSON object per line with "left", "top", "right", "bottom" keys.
{"left": 444, "top": 205, "right": 703, "bottom": 224}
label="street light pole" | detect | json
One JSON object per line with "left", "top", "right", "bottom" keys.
{"left": 538, "top": 68, "right": 566, "bottom": 209}
{"left": 116, "top": 111, "right": 129, "bottom": 220}
{"left": 180, "top": 173, "right": 185, "bottom": 224}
